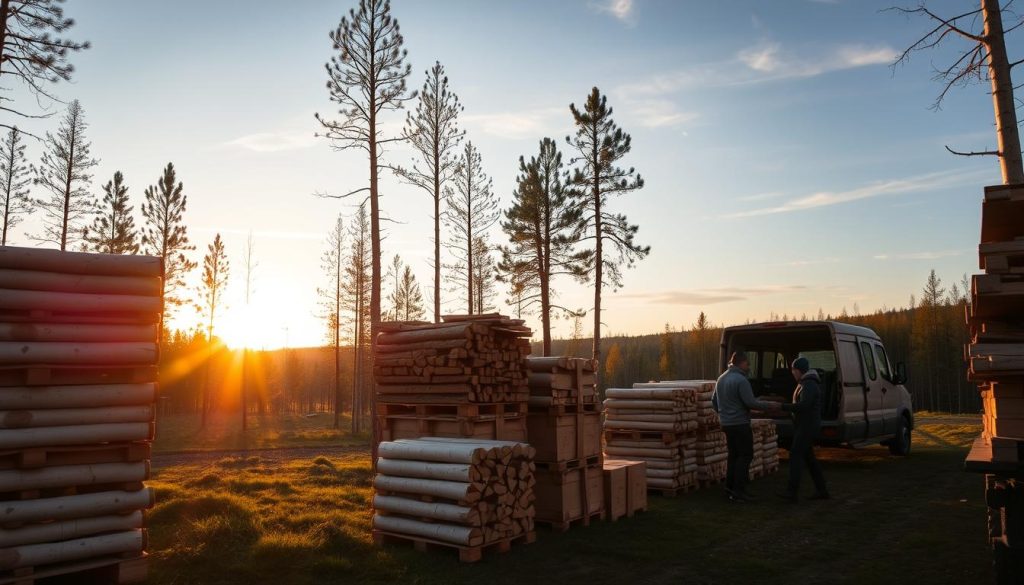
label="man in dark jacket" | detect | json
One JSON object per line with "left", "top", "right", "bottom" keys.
{"left": 779, "top": 356, "right": 829, "bottom": 502}
{"left": 712, "top": 351, "right": 779, "bottom": 502}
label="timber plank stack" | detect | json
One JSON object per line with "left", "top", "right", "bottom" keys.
{"left": 372, "top": 438, "right": 536, "bottom": 563}
{"left": 375, "top": 315, "right": 532, "bottom": 443}
{"left": 524, "top": 357, "right": 603, "bottom": 531}
{"left": 964, "top": 184, "right": 1024, "bottom": 584}
{"left": 603, "top": 385, "right": 699, "bottom": 495}
{"left": 0, "top": 246, "right": 160, "bottom": 584}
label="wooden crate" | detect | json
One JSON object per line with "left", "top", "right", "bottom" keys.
{"left": 525, "top": 411, "right": 600, "bottom": 462}
{"left": 378, "top": 414, "right": 526, "bottom": 442}
{"left": 602, "top": 461, "right": 627, "bottom": 521}
{"left": 534, "top": 464, "right": 603, "bottom": 525}
{"left": 604, "top": 459, "right": 647, "bottom": 515}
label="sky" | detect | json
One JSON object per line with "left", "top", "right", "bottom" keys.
{"left": 3, "top": 0, "right": 1010, "bottom": 349}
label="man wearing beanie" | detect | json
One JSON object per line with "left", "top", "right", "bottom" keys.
{"left": 712, "top": 351, "right": 779, "bottom": 502}
{"left": 779, "top": 356, "right": 829, "bottom": 502}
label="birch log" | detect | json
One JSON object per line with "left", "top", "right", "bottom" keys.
{"left": 0, "top": 406, "right": 154, "bottom": 428}
{"left": 373, "top": 515, "right": 481, "bottom": 547}
{"left": 373, "top": 474, "right": 480, "bottom": 504}
{"left": 606, "top": 388, "right": 686, "bottom": 400}
{"left": 0, "top": 247, "right": 162, "bottom": 278}
{"left": 0, "top": 323, "right": 158, "bottom": 343}
{"left": 0, "top": 529, "right": 145, "bottom": 570}
{"left": 0, "top": 289, "right": 160, "bottom": 314}
{"left": 0, "top": 269, "right": 161, "bottom": 297}
{"left": 378, "top": 441, "right": 488, "bottom": 465}
{"left": 0, "top": 489, "right": 154, "bottom": 523}
{"left": 0, "top": 384, "right": 156, "bottom": 409}
{"left": 376, "top": 458, "right": 479, "bottom": 483}
{"left": 373, "top": 495, "right": 479, "bottom": 525}
{"left": 0, "top": 422, "right": 153, "bottom": 449}
{"left": 0, "top": 462, "right": 149, "bottom": 492}
{"left": 0, "top": 342, "right": 157, "bottom": 365}
{"left": 0, "top": 511, "right": 143, "bottom": 548}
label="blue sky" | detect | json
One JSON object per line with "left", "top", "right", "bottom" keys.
{"left": 5, "top": 0, "right": 1007, "bottom": 348}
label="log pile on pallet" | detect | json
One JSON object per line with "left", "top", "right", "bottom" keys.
{"left": 751, "top": 419, "right": 780, "bottom": 478}
{"left": 963, "top": 184, "right": 1024, "bottom": 584}
{"left": 0, "top": 246, "right": 160, "bottom": 584}
{"left": 524, "top": 357, "right": 603, "bottom": 531}
{"left": 372, "top": 438, "right": 535, "bottom": 563}
{"left": 603, "top": 385, "right": 699, "bottom": 495}
{"left": 375, "top": 315, "right": 532, "bottom": 443}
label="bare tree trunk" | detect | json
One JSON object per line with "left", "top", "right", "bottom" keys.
{"left": 0, "top": 0, "right": 9, "bottom": 73}
{"left": 983, "top": 0, "right": 1024, "bottom": 184}
{"left": 591, "top": 132, "right": 603, "bottom": 372}
{"left": 433, "top": 145, "right": 441, "bottom": 323}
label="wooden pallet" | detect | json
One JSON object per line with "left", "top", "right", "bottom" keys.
{"left": 372, "top": 530, "right": 535, "bottom": 563}
{"left": 377, "top": 401, "right": 527, "bottom": 419}
{"left": 0, "top": 553, "right": 147, "bottom": 585}
{"left": 604, "top": 429, "right": 688, "bottom": 444}
{"left": 527, "top": 401, "right": 601, "bottom": 416}
{"left": 0, "top": 365, "right": 158, "bottom": 387}
{"left": 0, "top": 442, "right": 151, "bottom": 470}
{"left": 535, "top": 510, "right": 604, "bottom": 533}
{"left": 534, "top": 455, "right": 600, "bottom": 473}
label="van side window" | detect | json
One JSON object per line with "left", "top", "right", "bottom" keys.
{"left": 873, "top": 345, "right": 891, "bottom": 381}
{"left": 747, "top": 352, "right": 759, "bottom": 379}
{"left": 860, "top": 341, "right": 877, "bottom": 381}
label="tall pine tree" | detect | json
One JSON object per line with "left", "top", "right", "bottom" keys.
{"left": 141, "top": 163, "right": 196, "bottom": 336}
{"left": 197, "top": 233, "right": 229, "bottom": 428}
{"left": 318, "top": 215, "right": 345, "bottom": 428}
{"left": 0, "top": 126, "right": 31, "bottom": 245}
{"left": 343, "top": 203, "right": 372, "bottom": 434}
{"left": 566, "top": 87, "right": 649, "bottom": 370}
{"left": 83, "top": 171, "right": 139, "bottom": 254}
{"left": 499, "top": 137, "right": 590, "bottom": 355}
{"left": 444, "top": 141, "right": 498, "bottom": 314}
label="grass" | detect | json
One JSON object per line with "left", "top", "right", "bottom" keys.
{"left": 153, "top": 411, "right": 370, "bottom": 453}
{"left": 145, "top": 416, "right": 992, "bottom": 585}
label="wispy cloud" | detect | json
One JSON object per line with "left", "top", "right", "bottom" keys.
{"left": 620, "top": 285, "right": 806, "bottom": 306}
{"left": 727, "top": 168, "right": 987, "bottom": 219}
{"left": 225, "top": 131, "right": 316, "bottom": 153}
{"left": 873, "top": 250, "right": 965, "bottom": 261}
{"left": 628, "top": 99, "right": 698, "bottom": 128}
{"left": 462, "top": 107, "right": 565, "bottom": 140}
{"left": 590, "top": 0, "right": 634, "bottom": 23}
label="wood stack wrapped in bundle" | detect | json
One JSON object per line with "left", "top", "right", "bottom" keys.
{"left": 695, "top": 429, "right": 728, "bottom": 485}
{"left": 372, "top": 438, "right": 536, "bottom": 562}
{"left": 603, "top": 386, "right": 699, "bottom": 495}
{"left": 0, "top": 246, "right": 161, "bottom": 584}
{"left": 524, "top": 357, "right": 602, "bottom": 531}
{"left": 375, "top": 315, "right": 532, "bottom": 443}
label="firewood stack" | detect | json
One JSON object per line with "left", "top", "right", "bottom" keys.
{"left": 695, "top": 429, "right": 728, "bottom": 485}
{"left": 372, "top": 438, "right": 536, "bottom": 563}
{"left": 375, "top": 315, "right": 532, "bottom": 443}
{"left": 964, "top": 184, "right": 1024, "bottom": 583}
{"left": 0, "top": 246, "right": 161, "bottom": 584}
{"left": 603, "top": 386, "right": 700, "bottom": 494}
{"left": 524, "top": 357, "right": 603, "bottom": 531}
{"left": 752, "top": 418, "right": 780, "bottom": 476}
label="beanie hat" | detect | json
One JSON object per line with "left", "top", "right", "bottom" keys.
{"left": 792, "top": 357, "right": 810, "bottom": 373}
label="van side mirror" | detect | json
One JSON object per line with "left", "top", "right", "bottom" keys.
{"left": 893, "top": 362, "right": 907, "bottom": 385}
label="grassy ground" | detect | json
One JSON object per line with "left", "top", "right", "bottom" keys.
{"left": 153, "top": 412, "right": 369, "bottom": 453}
{"left": 145, "top": 416, "right": 992, "bottom": 585}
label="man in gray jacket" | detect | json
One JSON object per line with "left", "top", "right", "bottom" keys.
{"left": 712, "top": 351, "right": 779, "bottom": 502}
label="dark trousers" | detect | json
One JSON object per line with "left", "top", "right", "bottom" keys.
{"left": 787, "top": 433, "right": 827, "bottom": 495}
{"left": 723, "top": 423, "right": 754, "bottom": 494}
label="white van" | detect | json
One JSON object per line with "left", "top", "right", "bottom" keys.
{"left": 719, "top": 321, "right": 914, "bottom": 455}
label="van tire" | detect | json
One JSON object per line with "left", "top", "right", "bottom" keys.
{"left": 889, "top": 415, "right": 911, "bottom": 456}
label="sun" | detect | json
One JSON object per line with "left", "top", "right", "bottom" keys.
{"left": 218, "top": 304, "right": 274, "bottom": 350}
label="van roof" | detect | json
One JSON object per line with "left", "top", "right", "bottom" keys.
{"left": 722, "top": 320, "right": 880, "bottom": 340}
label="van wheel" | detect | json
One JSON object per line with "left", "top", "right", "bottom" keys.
{"left": 889, "top": 415, "right": 911, "bottom": 456}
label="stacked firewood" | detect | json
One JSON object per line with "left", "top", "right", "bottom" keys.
{"left": 524, "top": 357, "right": 603, "bottom": 531}
{"left": 0, "top": 246, "right": 160, "bottom": 584}
{"left": 751, "top": 419, "right": 780, "bottom": 477}
{"left": 375, "top": 315, "right": 532, "bottom": 404}
{"left": 695, "top": 429, "right": 728, "bottom": 484}
{"left": 603, "top": 386, "right": 700, "bottom": 493}
{"left": 372, "top": 438, "right": 535, "bottom": 562}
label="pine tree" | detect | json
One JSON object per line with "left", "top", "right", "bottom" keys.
{"left": 444, "top": 141, "right": 498, "bottom": 314}
{"left": 605, "top": 342, "right": 623, "bottom": 387}
{"left": 471, "top": 235, "right": 496, "bottom": 315}
{"left": 0, "top": 0, "right": 89, "bottom": 128}
{"left": 565, "top": 87, "right": 649, "bottom": 370}
{"left": 83, "top": 171, "right": 139, "bottom": 254}
{"left": 197, "top": 234, "right": 229, "bottom": 428}
{"left": 397, "top": 265, "right": 425, "bottom": 321}
{"left": 32, "top": 99, "right": 98, "bottom": 250}
{"left": 0, "top": 126, "right": 31, "bottom": 245}
{"left": 499, "top": 137, "right": 590, "bottom": 355}
{"left": 394, "top": 61, "right": 463, "bottom": 323}
{"left": 317, "top": 215, "right": 345, "bottom": 428}
{"left": 343, "top": 202, "right": 372, "bottom": 434}
{"left": 658, "top": 324, "right": 677, "bottom": 380}
{"left": 141, "top": 163, "right": 196, "bottom": 336}
{"left": 385, "top": 254, "right": 402, "bottom": 321}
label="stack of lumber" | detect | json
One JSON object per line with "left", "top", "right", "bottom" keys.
{"left": 603, "top": 386, "right": 699, "bottom": 494}
{"left": 372, "top": 438, "right": 536, "bottom": 563}
{"left": 695, "top": 429, "right": 728, "bottom": 485}
{"left": 602, "top": 459, "right": 647, "bottom": 521}
{"left": 750, "top": 420, "right": 780, "bottom": 478}
{"left": 963, "top": 184, "right": 1024, "bottom": 584}
{"left": 524, "top": 357, "right": 602, "bottom": 531}
{"left": 0, "top": 246, "right": 161, "bottom": 584}
{"left": 375, "top": 315, "right": 532, "bottom": 443}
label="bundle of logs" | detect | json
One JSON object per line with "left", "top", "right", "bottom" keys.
{"left": 0, "top": 246, "right": 160, "bottom": 584}
{"left": 603, "top": 386, "right": 700, "bottom": 493}
{"left": 523, "top": 357, "right": 603, "bottom": 531}
{"left": 375, "top": 315, "right": 532, "bottom": 404}
{"left": 695, "top": 429, "right": 728, "bottom": 485}
{"left": 751, "top": 419, "right": 780, "bottom": 478}
{"left": 372, "top": 438, "right": 536, "bottom": 563}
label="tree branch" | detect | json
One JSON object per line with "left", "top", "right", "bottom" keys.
{"left": 945, "top": 144, "right": 1000, "bottom": 157}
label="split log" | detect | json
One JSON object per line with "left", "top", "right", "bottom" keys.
{"left": 0, "top": 342, "right": 157, "bottom": 365}
{"left": 0, "top": 422, "right": 153, "bottom": 449}
{"left": 0, "top": 488, "right": 154, "bottom": 523}
{"left": 0, "top": 269, "right": 161, "bottom": 297}
{"left": 0, "top": 247, "right": 161, "bottom": 277}
{"left": 0, "top": 323, "right": 157, "bottom": 343}
{"left": 0, "top": 384, "right": 156, "bottom": 409}
{"left": 373, "top": 474, "right": 480, "bottom": 504}
{"left": 378, "top": 324, "right": 476, "bottom": 344}
{"left": 373, "top": 495, "right": 479, "bottom": 526}
{"left": 0, "top": 528, "right": 145, "bottom": 570}
{"left": 0, "top": 405, "right": 154, "bottom": 429}
{"left": 0, "top": 461, "right": 149, "bottom": 492}
{"left": 0, "top": 511, "right": 143, "bottom": 548}
{"left": 373, "top": 514, "right": 481, "bottom": 547}
{"left": 0, "top": 289, "right": 160, "bottom": 314}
